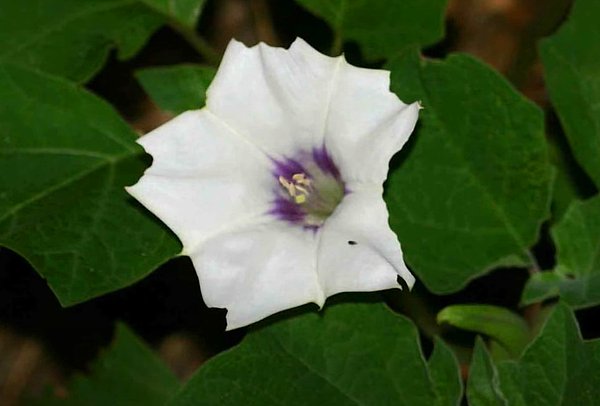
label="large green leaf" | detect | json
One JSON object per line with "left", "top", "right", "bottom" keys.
{"left": 386, "top": 49, "right": 553, "bottom": 293}
{"left": 296, "top": 0, "right": 448, "bottom": 59}
{"left": 469, "top": 303, "right": 600, "bottom": 405}
{"left": 0, "top": 0, "right": 165, "bottom": 83}
{"left": 140, "top": 0, "right": 206, "bottom": 28}
{"left": 541, "top": 0, "right": 600, "bottom": 188}
{"left": 169, "top": 301, "right": 462, "bottom": 406}
{"left": 39, "top": 324, "right": 180, "bottom": 405}
{"left": 136, "top": 64, "right": 216, "bottom": 114}
{"left": 522, "top": 195, "right": 600, "bottom": 308}
{"left": 0, "top": 63, "right": 180, "bottom": 306}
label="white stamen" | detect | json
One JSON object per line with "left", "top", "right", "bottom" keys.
{"left": 295, "top": 185, "right": 309, "bottom": 194}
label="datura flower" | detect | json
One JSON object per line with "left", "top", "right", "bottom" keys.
{"left": 127, "top": 38, "right": 420, "bottom": 330}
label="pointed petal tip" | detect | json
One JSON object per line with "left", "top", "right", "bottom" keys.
{"left": 222, "top": 292, "right": 327, "bottom": 331}
{"left": 401, "top": 270, "right": 416, "bottom": 290}
{"left": 224, "top": 320, "right": 240, "bottom": 332}
{"left": 290, "top": 37, "right": 309, "bottom": 48}
{"left": 225, "top": 37, "right": 247, "bottom": 49}
{"left": 123, "top": 184, "right": 137, "bottom": 197}
{"left": 123, "top": 182, "right": 151, "bottom": 213}
{"left": 398, "top": 100, "right": 422, "bottom": 136}
{"left": 221, "top": 307, "right": 243, "bottom": 332}
{"left": 314, "top": 293, "right": 326, "bottom": 310}
{"left": 289, "top": 36, "right": 316, "bottom": 53}
{"left": 289, "top": 36, "right": 342, "bottom": 64}
{"left": 132, "top": 134, "right": 153, "bottom": 152}
{"left": 407, "top": 100, "right": 422, "bottom": 112}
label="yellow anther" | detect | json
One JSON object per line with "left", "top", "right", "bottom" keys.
{"left": 292, "top": 173, "right": 312, "bottom": 186}
{"left": 279, "top": 173, "right": 311, "bottom": 204}
{"left": 294, "top": 194, "right": 307, "bottom": 204}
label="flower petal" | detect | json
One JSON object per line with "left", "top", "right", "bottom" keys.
{"left": 126, "top": 110, "right": 274, "bottom": 253}
{"left": 127, "top": 39, "right": 421, "bottom": 330}
{"left": 324, "top": 61, "right": 420, "bottom": 184}
{"left": 206, "top": 38, "right": 339, "bottom": 158}
{"left": 189, "top": 221, "right": 325, "bottom": 330}
{"left": 317, "top": 186, "right": 415, "bottom": 297}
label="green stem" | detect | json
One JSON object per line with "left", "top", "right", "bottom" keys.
{"left": 330, "top": 30, "right": 343, "bottom": 56}
{"left": 169, "top": 20, "right": 221, "bottom": 66}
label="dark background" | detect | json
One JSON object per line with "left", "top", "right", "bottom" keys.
{"left": 1, "top": 0, "right": 597, "bottom": 404}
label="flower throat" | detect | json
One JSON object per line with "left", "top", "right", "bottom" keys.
{"left": 271, "top": 148, "right": 345, "bottom": 228}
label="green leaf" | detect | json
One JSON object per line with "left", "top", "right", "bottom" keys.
{"left": 40, "top": 323, "right": 180, "bottom": 405}
{"left": 169, "top": 301, "right": 462, "bottom": 406}
{"left": 438, "top": 305, "right": 530, "bottom": 358}
{"left": 296, "top": 0, "right": 448, "bottom": 59}
{"left": 494, "top": 304, "right": 600, "bottom": 405}
{"left": 541, "top": 0, "right": 600, "bottom": 188}
{"left": 386, "top": 49, "right": 553, "bottom": 294}
{"left": 428, "top": 337, "right": 463, "bottom": 406}
{"left": 136, "top": 64, "right": 216, "bottom": 114}
{"left": 522, "top": 195, "right": 600, "bottom": 308}
{"left": 520, "top": 271, "right": 563, "bottom": 306}
{"left": 140, "top": 0, "right": 206, "bottom": 28}
{"left": 0, "top": 0, "right": 165, "bottom": 83}
{"left": 0, "top": 63, "right": 180, "bottom": 306}
{"left": 468, "top": 304, "right": 600, "bottom": 405}
{"left": 548, "top": 136, "right": 581, "bottom": 221}
{"left": 467, "top": 339, "right": 505, "bottom": 406}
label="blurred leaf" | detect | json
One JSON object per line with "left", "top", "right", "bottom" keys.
{"left": 40, "top": 324, "right": 180, "bottom": 405}
{"left": 522, "top": 196, "right": 600, "bottom": 308}
{"left": 136, "top": 64, "right": 216, "bottom": 114}
{"left": 386, "top": 49, "right": 553, "bottom": 294}
{"left": 169, "top": 302, "right": 462, "bottom": 406}
{"left": 0, "top": 63, "right": 180, "bottom": 306}
{"left": 296, "top": 0, "right": 448, "bottom": 59}
{"left": 467, "top": 339, "right": 505, "bottom": 406}
{"left": 0, "top": 0, "right": 165, "bottom": 83}
{"left": 541, "top": 0, "right": 600, "bottom": 188}
{"left": 438, "top": 305, "right": 530, "bottom": 358}
{"left": 140, "top": 0, "right": 206, "bottom": 28}
{"left": 486, "top": 303, "right": 600, "bottom": 405}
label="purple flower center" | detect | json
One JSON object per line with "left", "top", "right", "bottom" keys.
{"left": 270, "top": 147, "right": 345, "bottom": 229}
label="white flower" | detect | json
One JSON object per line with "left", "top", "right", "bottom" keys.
{"left": 127, "top": 38, "right": 420, "bottom": 330}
